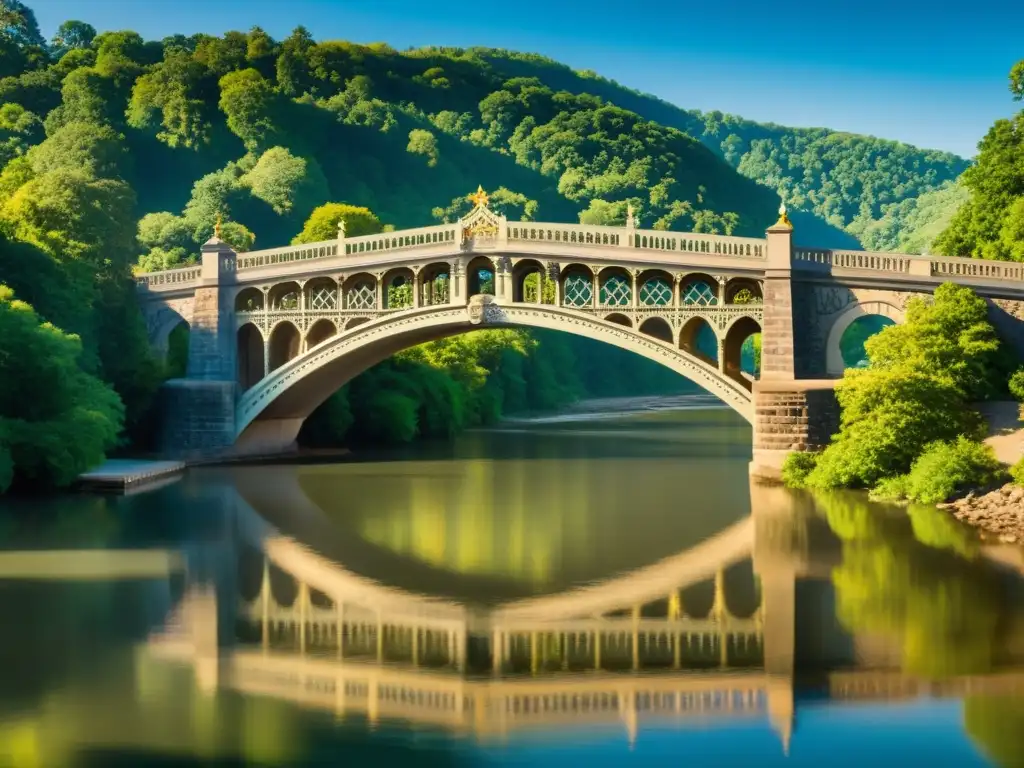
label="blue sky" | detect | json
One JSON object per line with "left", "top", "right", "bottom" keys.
{"left": 32, "top": 0, "right": 1024, "bottom": 159}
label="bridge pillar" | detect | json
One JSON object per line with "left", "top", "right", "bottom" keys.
{"left": 752, "top": 207, "right": 838, "bottom": 482}
{"left": 158, "top": 235, "right": 239, "bottom": 457}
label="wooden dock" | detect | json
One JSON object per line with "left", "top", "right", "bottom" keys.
{"left": 75, "top": 459, "right": 185, "bottom": 493}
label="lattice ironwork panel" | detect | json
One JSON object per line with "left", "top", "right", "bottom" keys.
{"left": 347, "top": 282, "right": 376, "bottom": 310}
{"left": 683, "top": 281, "right": 718, "bottom": 306}
{"left": 309, "top": 286, "right": 337, "bottom": 311}
{"left": 600, "top": 275, "right": 631, "bottom": 306}
{"left": 563, "top": 274, "right": 593, "bottom": 308}
{"left": 640, "top": 278, "right": 672, "bottom": 306}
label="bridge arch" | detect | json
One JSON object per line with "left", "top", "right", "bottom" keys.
{"left": 511, "top": 258, "right": 547, "bottom": 303}
{"left": 680, "top": 315, "right": 718, "bottom": 366}
{"left": 638, "top": 316, "right": 672, "bottom": 342}
{"left": 234, "top": 300, "right": 755, "bottom": 454}
{"left": 305, "top": 318, "right": 338, "bottom": 349}
{"left": 825, "top": 300, "right": 905, "bottom": 376}
{"left": 237, "top": 321, "right": 265, "bottom": 391}
{"left": 267, "top": 320, "right": 301, "bottom": 373}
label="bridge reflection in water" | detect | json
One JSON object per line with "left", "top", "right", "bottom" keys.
{"left": 135, "top": 474, "right": 1024, "bottom": 760}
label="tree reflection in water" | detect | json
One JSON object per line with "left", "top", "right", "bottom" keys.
{"left": 818, "top": 492, "right": 999, "bottom": 678}
{"left": 815, "top": 492, "right": 1023, "bottom": 767}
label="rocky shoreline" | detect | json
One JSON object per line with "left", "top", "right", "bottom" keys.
{"left": 940, "top": 483, "right": 1024, "bottom": 544}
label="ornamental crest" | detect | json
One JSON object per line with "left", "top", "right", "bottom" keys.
{"left": 460, "top": 185, "right": 503, "bottom": 247}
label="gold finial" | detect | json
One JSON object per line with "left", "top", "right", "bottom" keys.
{"left": 775, "top": 201, "right": 792, "bottom": 227}
{"left": 214, "top": 212, "right": 223, "bottom": 239}
{"left": 626, "top": 202, "right": 636, "bottom": 228}
{"left": 467, "top": 185, "right": 489, "bottom": 209}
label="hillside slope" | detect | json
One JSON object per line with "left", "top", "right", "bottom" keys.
{"left": 460, "top": 48, "right": 971, "bottom": 248}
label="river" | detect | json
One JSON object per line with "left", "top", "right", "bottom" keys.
{"left": 0, "top": 397, "right": 1022, "bottom": 766}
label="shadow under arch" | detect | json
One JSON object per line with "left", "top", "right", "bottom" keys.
{"left": 234, "top": 300, "right": 756, "bottom": 454}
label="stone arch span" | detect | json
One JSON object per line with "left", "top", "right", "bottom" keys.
{"left": 234, "top": 298, "right": 756, "bottom": 454}
{"left": 825, "top": 299, "right": 905, "bottom": 376}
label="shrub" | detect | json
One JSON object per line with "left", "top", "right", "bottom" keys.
{"left": 1012, "top": 456, "right": 1024, "bottom": 486}
{"left": 870, "top": 475, "right": 910, "bottom": 502}
{"left": 889, "top": 437, "right": 1006, "bottom": 504}
{"left": 781, "top": 451, "right": 819, "bottom": 489}
{"left": 1010, "top": 369, "right": 1024, "bottom": 401}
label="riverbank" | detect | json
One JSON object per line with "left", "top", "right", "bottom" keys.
{"left": 941, "top": 484, "right": 1024, "bottom": 544}
{"left": 937, "top": 403, "right": 1024, "bottom": 543}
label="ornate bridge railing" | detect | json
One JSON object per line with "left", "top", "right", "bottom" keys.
{"left": 793, "top": 246, "right": 1024, "bottom": 284}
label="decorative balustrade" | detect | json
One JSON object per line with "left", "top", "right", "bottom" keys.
{"left": 236, "top": 240, "right": 338, "bottom": 271}
{"left": 793, "top": 248, "right": 915, "bottom": 274}
{"left": 133, "top": 215, "right": 1024, "bottom": 295}
{"left": 794, "top": 247, "right": 1024, "bottom": 283}
{"left": 135, "top": 264, "right": 201, "bottom": 289}
{"left": 629, "top": 230, "right": 766, "bottom": 258}
{"left": 343, "top": 224, "right": 459, "bottom": 257}
{"left": 929, "top": 255, "right": 1024, "bottom": 282}
{"left": 507, "top": 223, "right": 623, "bottom": 248}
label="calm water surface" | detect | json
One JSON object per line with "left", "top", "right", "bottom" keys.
{"left": 1, "top": 398, "right": 1022, "bottom": 767}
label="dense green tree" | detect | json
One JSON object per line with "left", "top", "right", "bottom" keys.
{"left": 935, "top": 59, "right": 1024, "bottom": 261}
{"left": 292, "top": 202, "right": 383, "bottom": 243}
{"left": 406, "top": 128, "right": 438, "bottom": 167}
{"left": 127, "top": 50, "right": 214, "bottom": 149}
{"left": 0, "top": 285, "right": 124, "bottom": 491}
{"left": 242, "top": 146, "right": 329, "bottom": 217}
{"left": 218, "top": 68, "right": 280, "bottom": 151}
{"left": 50, "top": 20, "right": 96, "bottom": 55}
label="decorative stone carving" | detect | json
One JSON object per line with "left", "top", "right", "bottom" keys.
{"left": 467, "top": 294, "right": 507, "bottom": 325}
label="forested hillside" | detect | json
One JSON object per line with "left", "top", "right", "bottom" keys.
{"left": 0, "top": 0, "right": 993, "bottom": 491}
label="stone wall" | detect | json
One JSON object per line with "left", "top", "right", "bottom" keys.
{"left": 158, "top": 379, "right": 236, "bottom": 457}
{"left": 751, "top": 383, "right": 839, "bottom": 482}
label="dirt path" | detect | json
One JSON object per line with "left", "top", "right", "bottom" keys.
{"left": 980, "top": 401, "right": 1024, "bottom": 465}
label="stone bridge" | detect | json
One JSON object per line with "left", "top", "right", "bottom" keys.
{"left": 135, "top": 189, "right": 1024, "bottom": 477}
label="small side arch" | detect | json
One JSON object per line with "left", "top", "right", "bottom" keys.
{"left": 825, "top": 300, "right": 905, "bottom": 376}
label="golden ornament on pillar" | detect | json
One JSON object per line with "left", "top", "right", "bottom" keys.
{"left": 467, "top": 185, "right": 490, "bottom": 209}
{"left": 214, "top": 212, "right": 223, "bottom": 239}
{"left": 775, "top": 201, "right": 792, "bottom": 228}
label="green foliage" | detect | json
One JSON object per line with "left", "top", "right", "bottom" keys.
{"left": 1011, "top": 456, "right": 1024, "bottom": 486}
{"left": 935, "top": 59, "right": 1024, "bottom": 262}
{"left": 875, "top": 437, "right": 1006, "bottom": 504}
{"left": 292, "top": 202, "right": 383, "bottom": 243}
{"left": 241, "top": 146, "right": 329, "bottom": 217}
{"left": 848, "top": 181, "right": 969, "bottom": 254}
{"left": 780, "top": 451, "right": 818, "bottom": 489}
{"left": 0, "top": 13, "right": 995, "bottom": 490}
{"left": 795, "top": 284, "right": 1006, "bottom": 493}
{"left": 51, "top": 20, "right": 96, "bottom": 55}
{"left": 406, "top": 128, "right": 438, "bottom": 167}
{"left": 0, "top": 285, "right": 124, "bottom": 491}
{"left": 1009, "top": 369, "right": 1024, "bottom": 401}
{"left": 218, "top": 68, "right": 280, "bottom": 151}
